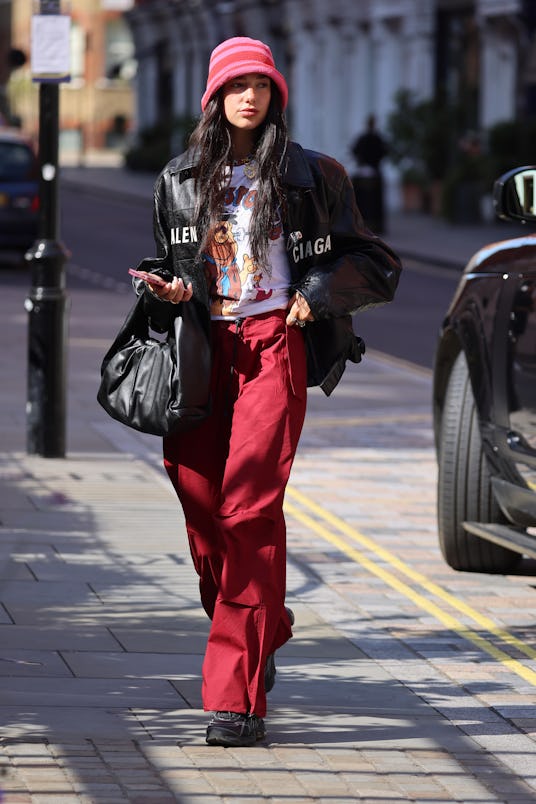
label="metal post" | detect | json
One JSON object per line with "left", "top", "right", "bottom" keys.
{"left": 26, "top": 0, "right": 70, "bottom": 457}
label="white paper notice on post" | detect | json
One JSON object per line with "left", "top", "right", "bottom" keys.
{"left": 31, "top": 15, "right": 71, "bottom": 82}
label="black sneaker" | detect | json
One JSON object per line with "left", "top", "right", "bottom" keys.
{"left": 206, "top": 711, "right": 266, "bottom": 747}
{"left": 265, "top": 606, "right": 294, "bottom": 693}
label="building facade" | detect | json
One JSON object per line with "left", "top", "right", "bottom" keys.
{"left": 6, "top": 0, "right": 535, "bottom": 192}
{"left": 125, "top": 0, "right": 535, "bottom": 178}
{"left": 10, "top": 0, "right": 135, "bottom": 158}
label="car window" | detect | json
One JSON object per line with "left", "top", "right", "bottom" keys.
{"left": 0, "top": 142, "right": 36, "bottom": 180}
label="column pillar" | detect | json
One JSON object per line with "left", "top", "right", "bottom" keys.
{"left": 287, "top": 1, "right": 316, "bottom": 147}
{"left": 479, "top": 16, "right": 518, "bottom": 128}
{"left": 371, "top": 16, "right": 403, "bottom": 125}
{"left": 323, "top": 19, "right": 345, "bottom": 162}
{"left": 125, "top": 8, "right": 159, "bottom": 133}
{"left": 404, "top": 4, "right": 435, "bottom": 99}
{"left": 347, "top": 23, "right": 373, "bottom": 167}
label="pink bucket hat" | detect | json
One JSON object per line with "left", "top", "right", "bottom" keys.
{"left": 201, "top": 37, "right": 288, "bottom": 111}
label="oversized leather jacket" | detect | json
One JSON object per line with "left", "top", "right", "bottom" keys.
{"left": 140, "top": 141, "right": 402, "bottom": 396}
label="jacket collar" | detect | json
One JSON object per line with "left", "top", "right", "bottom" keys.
{"left": 172, "top": 141, "right": 314, "bottom": 189}
{"left": 280, "top": 142, "right": 314, "bottom": 189}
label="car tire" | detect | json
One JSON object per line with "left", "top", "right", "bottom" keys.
{"left": 437, "top": 352, "right": 521, "bottom": 573}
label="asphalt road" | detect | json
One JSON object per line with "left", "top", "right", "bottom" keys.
{"left": 58, "top": 186, "right": 459, "bottom": 370}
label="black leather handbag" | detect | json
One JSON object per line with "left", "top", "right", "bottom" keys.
{"left": 97, "top": 292, "right": 211, "bottom": 437}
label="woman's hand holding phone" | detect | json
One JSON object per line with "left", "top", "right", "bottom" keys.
{"left": 128, "top": 268, "right": 193, "bottom": 304}
{"left": 128, "top": 268, "right": 168, "bottom": 286}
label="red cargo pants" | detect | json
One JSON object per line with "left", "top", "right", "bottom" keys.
{"left": 163, "top": 309, "right": 307, "bottom": 717}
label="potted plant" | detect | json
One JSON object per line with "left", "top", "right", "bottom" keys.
{"left": 125, "top": 114, "right": 198, "bottom": 172}
{"left": 387, "top": 89, "right": 454, "bottom": 214}
{"left": 441, "top": 131, "right": 489, "bottom": 223}
{"left": 399, "top": 165, "right": 427, "bottom": 212}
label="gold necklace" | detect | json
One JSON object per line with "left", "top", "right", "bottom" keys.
{"left": 232, "top": 154, "right": 257, "bottom": 180}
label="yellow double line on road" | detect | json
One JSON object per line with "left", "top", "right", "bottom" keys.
{"left": 285, "top": 486, "right": 536, "bottom": 687}
{"left": 303, "top": 412, "right": 430, "bottom": 429}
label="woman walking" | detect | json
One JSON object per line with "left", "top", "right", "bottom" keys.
{"left": 136, "top": 36, "right": 401, "bottom": 746}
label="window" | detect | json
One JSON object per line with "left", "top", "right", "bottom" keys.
{"left": 0, "top": 142, "right": 36, "bottom": 181}
{"left": 105, "top": 18, "right": 135, "bottom": 81}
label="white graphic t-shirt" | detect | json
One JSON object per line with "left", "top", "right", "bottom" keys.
{"left": 203, "top": 164, "right": 290, "bottom": 319}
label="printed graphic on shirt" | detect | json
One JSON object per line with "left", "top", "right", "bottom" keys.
{"left": 203, "top": 220, "right": 242, "bottom": 308}
{"left": 202, "top": 168, "right": 289, "bottom": 318}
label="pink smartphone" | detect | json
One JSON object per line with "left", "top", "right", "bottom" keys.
{"left": 128, "top": 268, "right": 168, "bottom": 287}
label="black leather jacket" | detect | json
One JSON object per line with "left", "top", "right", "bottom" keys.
{"left": 140, "top": 141, "right": 401, "bottom": 395}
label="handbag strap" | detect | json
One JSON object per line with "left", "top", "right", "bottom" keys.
{"left": 101, "top": 293, "right": 150, "bottom": 371}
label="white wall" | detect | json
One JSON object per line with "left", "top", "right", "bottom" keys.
{"left": 126, "top": 0, "right": 527, "bottom": 211}
{"left": 479, "top": 17, "right": 518, "bottom": 128}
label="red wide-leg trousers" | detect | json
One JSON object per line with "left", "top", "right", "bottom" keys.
{"left": 163, "top": 309, "right": 307, "bottom": 717}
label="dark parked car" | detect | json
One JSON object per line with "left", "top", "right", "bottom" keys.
{"left": 433, "top": 166, "right": 536, "bottom": 573}
{"left": 0, "top": 128, "right": 39, "bottom": 257}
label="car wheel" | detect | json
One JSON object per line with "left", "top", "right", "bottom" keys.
{"left": 437, "top": 352, "right": 521, "bottom": 573}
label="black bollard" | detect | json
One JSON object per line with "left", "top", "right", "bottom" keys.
{"left": 26, "top": 4, "right": 70, "bottom": 457}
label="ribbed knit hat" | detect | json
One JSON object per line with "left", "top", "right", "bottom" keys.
{"left": 201, "top": 37, "right": 288, "bottom": 112}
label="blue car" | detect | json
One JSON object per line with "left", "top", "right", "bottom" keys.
{"left": 0, "top": 129, "right": 39, "bottom": 258}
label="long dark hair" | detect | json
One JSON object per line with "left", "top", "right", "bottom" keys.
{"left": 188, "top": 83, "right": 289, "bottom": 268}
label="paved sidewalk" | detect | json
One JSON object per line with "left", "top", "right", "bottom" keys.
{"left": 1, "top": 160, "right": 536, "bottom": 802}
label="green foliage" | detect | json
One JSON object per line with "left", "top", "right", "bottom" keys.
{"left": 442, "top": 118, "right": 536, "bottom": 221}
{"left": 387, "top": 89, "right": 536, "bottom": 220}
{"left": 386, "top": 89, "right": 455, "bottom": 185}
{"left": 124, "top": 115, "right": 198, "bottom": 172}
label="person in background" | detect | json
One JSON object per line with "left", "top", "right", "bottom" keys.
{"left": 351, "top": 114, "right": 389, "bottom": 234}
{"left": 135, "top": 37, "right": 402, "bottom": 747}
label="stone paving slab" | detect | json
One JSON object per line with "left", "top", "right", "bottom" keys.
{"left": 0, "top": 677, "right": 184, "bottom": 709}
{"left": 108, "top": 628, "right": 210, "bottom": 654}
{"left": 0, "top": 708, "right": 145, "bottom": 740}
{"left": 59, "top": 651, "right": 204, "bottom": 683}
{"left": 0, "top": 625, "right": 121, "bottom": 652}
{"left": 0, "top": 650, "right": 74, "bottom": 678}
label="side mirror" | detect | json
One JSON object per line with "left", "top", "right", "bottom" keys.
{"left": 493, "top": 166, "right": 536, "bottom": 223}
